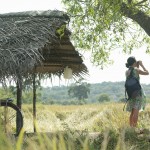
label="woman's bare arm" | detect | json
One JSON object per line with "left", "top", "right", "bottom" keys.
{"left": 137, "top": 61, "right": 149, "bottom": 75}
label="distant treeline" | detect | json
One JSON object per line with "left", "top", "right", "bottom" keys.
{"left": 41, "top": 81, "right": 150, "bottom": 104}
{"left": 1, "top": 81, "right": 150, "bottom": 104}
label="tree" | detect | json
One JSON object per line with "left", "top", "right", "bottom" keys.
{"left": 98, "top": 93, "right": 111, "bottom": 102}
{"left": 22, "top": 89, "right": 41, "bottom": 104}
{"left": 68, "top": 78, "right": 90, "bottom": 103}
{"left": 62, "top": 0, "right": 150, "bottom": 68}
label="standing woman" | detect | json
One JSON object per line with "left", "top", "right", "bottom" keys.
{"left": 125, "top": 56, "right": 149, "bottom": 127}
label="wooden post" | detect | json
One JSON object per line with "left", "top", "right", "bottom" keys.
{"left": 16, "top": 76, "right": 22, "bottom": 134}
{"left": 33, "top": 73, "right": 37, "bottom": 132}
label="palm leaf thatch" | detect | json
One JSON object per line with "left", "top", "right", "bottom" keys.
{"left": 0, "top": 10, "right": 88, "bottom": 82}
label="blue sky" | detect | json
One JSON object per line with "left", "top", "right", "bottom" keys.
{"left": 1, "top": 0, "right": 150, "bottom": 86}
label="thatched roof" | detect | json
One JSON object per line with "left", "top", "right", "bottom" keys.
{"left": 0, "top": 10, "right": 88, "bottom": 82}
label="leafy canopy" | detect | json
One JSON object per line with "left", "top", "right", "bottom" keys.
{"left": 98, "top": 93, "right": 111, "bottom": 102}
{"left": 62, "top": 0, "right": 150, "bottom": 68}
{"left": 68, "top": 78, "right": 90, "bottom": 101}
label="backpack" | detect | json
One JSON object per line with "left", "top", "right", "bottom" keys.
{"left": 125, "top": 68, "right": 141, "bottom": 99}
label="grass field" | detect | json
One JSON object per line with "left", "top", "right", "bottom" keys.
{"left": 0, "top": 102, "right": 150, "bottom": 150}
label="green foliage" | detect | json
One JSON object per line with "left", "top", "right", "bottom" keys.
{"left": 22, "top": 89, "right": 41, "bottom": 104}
{"left": 0, "top": 76, "right": 42, "bottom": 104}
{"left": 56, "top": 24, "right": 66, "bottom": 38}
{"left": 62, "top": 0, "right": 150, "bottom": 68}
{"left": 98, "top": 93, "right": 110, "bottom": 102}
{"left": 41, "top": 85, "right": 70, "bottom": 104}
{"left": 1, "top": 81, "right": 150, "bottom": 104}
{"left": 68, "top": 79, "right": 90, "bottom": 102}
{"left": 22, "top": 76, "right": 42, "bottom": 92}
{"left": 0, "top": 87, "right": 16, "bottom": 102}
{"left": 9, "top": 85, "right": 17, "bottom": 96}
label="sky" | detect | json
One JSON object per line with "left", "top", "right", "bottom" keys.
{"left": 0, "top": 0, "right": 150, "bottom": 86}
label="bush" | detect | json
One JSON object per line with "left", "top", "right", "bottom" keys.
{"left": 98, "top": 93, "right": 110, "bottom": 103}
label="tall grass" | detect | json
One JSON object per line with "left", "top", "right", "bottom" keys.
{"left": 22, "top": 103, "right": 150, "bottom": 132}
{"left": 0, "top": 103, "right": 149, "bottom": 150}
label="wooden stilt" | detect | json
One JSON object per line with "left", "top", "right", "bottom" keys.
{"left": 33, "top": 73, "right": 37, "bottom": 132}
{"left": 16, "top": 76, "right": 22, "bottom": 134}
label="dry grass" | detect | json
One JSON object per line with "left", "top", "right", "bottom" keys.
{"left": 0, "top": 102, "right": 150, "bottom": 150}
{"left": 21, "top": 103, "right": 150, "bottom": 133}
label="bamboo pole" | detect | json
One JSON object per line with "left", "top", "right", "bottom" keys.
{"left": 33, "top": 73, "right": 37, "bottom": 132}
{"left": 16, "top": 75, "right": 22, "bottom": 134}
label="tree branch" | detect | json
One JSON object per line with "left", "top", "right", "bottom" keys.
{"left": 121, "top": 2, "right": 150, "bottom": 36}
{"left": 135, "top": 0, "right": 148, "bottom": 6}
{"left": 128, "top": 0, "right": 133, "bottom": 4}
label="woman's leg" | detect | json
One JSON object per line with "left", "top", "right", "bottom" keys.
{"left": 130, "top": 108, "right": 139, "bottom": 127}
{"left": 130, "top": 110, "right": 134, "bottom": 127}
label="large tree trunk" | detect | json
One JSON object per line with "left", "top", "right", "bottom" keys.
{"left": 121, "top": 2, "right": 150, "bottom": 36}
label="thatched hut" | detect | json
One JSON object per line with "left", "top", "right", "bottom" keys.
{"left": 0, "top": 10, "right": 88, "bottom": 132}
{"left": 0, "top": 10, "right": 87, "bottom": 80}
